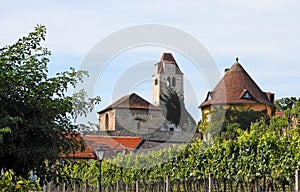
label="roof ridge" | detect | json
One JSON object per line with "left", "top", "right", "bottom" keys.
{"left": 98, "top": 93, "right": 160, "bottom": 114}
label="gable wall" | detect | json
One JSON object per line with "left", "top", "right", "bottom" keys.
{"left": 99, "top": 110, "right": 116, "bottom": 131}
{"left": 115, "top": 108, "right": 165, "bottom": 133}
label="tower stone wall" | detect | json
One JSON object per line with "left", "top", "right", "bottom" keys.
{"left": 152, "top": 53, "right": 184, "bottom": 106}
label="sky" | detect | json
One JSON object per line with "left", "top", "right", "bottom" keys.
{"left": 1, "top": 0, "right": 300, "bottom": 125}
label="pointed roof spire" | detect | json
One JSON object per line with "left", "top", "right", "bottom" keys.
{"left": 160, "top": 52, "right": 177, "bottom": 64}
{"left": 236, "top": 57, "right": 239, "bottom": 63}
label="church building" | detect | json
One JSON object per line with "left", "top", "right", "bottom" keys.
{"left": 98, "top": 93, "right": 164, "bottom": 132}
{"left": 97, "top": 52, "right": 195, "bottom": 133}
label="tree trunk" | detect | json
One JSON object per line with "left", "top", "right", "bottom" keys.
{"left": 135, "top": 180, "right": 139, "bottom": 192}
{"left": 229, "top": 180, "right": 233, "bottom": 192}
{"left": 176, "top": 180, "right": 181, "bottom": 192}
{"left": 235, "top": 180, "right": 239, "bottom": 192}
{"left": 223, "top": 178, "right": 227, "bottom": 192}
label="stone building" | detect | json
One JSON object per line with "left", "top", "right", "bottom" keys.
{"left": 98, "top": 52, "right": 195, "bottom": 135}
{"left": 199, "top": 58, "right": 275, "bottom": 123}
{"left": 98, "top": 93, "right": 164, "bottom": 133}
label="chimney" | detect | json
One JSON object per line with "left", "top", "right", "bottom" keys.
{"left": 224, "top": 68, "right": 230, "bottom": 74}
{"left": 266, "top": 92, "right": 275, "bottom": 104}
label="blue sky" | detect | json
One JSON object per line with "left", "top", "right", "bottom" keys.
{"left": 1, "top": 0, "right": 300, "bottom": 125}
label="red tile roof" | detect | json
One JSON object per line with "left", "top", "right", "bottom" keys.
{"left": 63, "top": 145, "right": 96, "bottom": 159}
{"left": 83, "top": 135, "right": 143, "bottom": 157}
{"left": 275, "top": 111, "right": 284, "bottom": 117}
{"left": 200, "top": 60, "right": 274, "bottom": 108}
{"left": 98, "top": 93, "right": 160, "bottom": 114}
{"left": 61, "top": 133, "right": 96, "bottom": 159}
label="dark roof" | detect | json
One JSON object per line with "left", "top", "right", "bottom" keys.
{"left": 160, "top": 52, "right": 177, "bottom": 64}
{"left": 200, "top": 60, "right": 274, "bottom": 108}
{"left": 155, "top": 52, "right": 183, "bottom": 75}
{"left": 98, "top": 93, "right": 161, "bottom": 114}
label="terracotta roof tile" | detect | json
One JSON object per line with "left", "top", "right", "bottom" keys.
{"left": 83, "top": 135, "right": 143, "bottom": 157}
{"left": 61, "top": 133, "right": 96, "bottom": 159}
{"left": 275, "top": 111, "right": 284, "bottom": 117}
{"left": 200, "top": 60, "right": 274, "bottom": 108}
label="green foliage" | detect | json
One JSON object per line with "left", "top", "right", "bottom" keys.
{"left": 0, "top": 169, "right": 41, "bottom": 191}
{"left": 199, "top": 105, "right": 269, "bottom": 140}
{"left": 96, "top": 118, "right": 300, "bottom": 185}
{"left": 160, "top": 86, "right": 196, "bottom": 131}
{"left": 160, "top": 87, "right": 182, "bottom": 126}
{"left": 228, "top": 105, "right": 268, "bottom": 131}
{"left": 275, "top": 97, "right": 298, "bottom": 112}
{"left": 25, "top": 112, "right": 300, "bottom": 189}
{"left": 0, "top": 25, "right": 100, "bottom": 178}
{"left": 0, "top": 127, "right": 11, "bottom": 144}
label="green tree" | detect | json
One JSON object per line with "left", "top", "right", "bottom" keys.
{"left": 275, "top": 97, "right": 298, "bottom": 112}
{"left": 0, "top": 25, "right": 100, "bottom": 177}
{"left": 160, "top": 86, "right": 196, "bottom": 131}
{"left": 160, "top": 87, "right": 182, "bottom": 127}
{"left": 228, "top": 105, "right": 269, "bottom": 131}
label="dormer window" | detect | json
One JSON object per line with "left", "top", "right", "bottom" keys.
{"left": 243, "top": 92, "right": 251, "bottom": 99}
{"left": 241, "top": 90, "right": 253, "bottom": 99}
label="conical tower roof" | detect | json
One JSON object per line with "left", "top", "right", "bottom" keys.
{"left": 200, "top": 59, "right": 274, "bottom": 108}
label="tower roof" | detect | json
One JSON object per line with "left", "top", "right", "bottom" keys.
{"left": 160, "top": 52, "right": 177, "bottom": 64}
{"left": 98, "top": 93, "right": 161, "bottom": 114}
{"left": 156, "top": 52, "right": 183, "bottom": 74}
{"left": 199, "top": 59, "right": 274, "bottom": 108}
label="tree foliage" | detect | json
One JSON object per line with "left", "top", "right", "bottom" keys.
{"left": 160, "top": 86, "right": 196, "bottom": 131}
{"left": 275, "top": 97, "right": 298, "bottom": 112}
{"left": 2, "top": 107, "right": 300, "bottom": 191}
{"left": 0, "top": 25, "right": 100, "bottom": 177}
{"left": 160, "top": 87, "right": 182, "bottom": 126}
{"left": 199, "top": 105, "right": 269, "bottom": 140}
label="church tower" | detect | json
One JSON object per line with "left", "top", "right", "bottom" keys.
{"left": 153, "top": 53, "right": 184, "bottom": 106}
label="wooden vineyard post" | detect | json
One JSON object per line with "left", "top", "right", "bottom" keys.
{"left": 296, "top": 170, "right": 300, "bottom": 192}
{"left": 166, "top": 175, "right": 171, "bottom": 192}
{"left": 209, "top": 173, "right": 213, "bottom": 192}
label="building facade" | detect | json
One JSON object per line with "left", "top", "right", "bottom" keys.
{"left": 98, "top": 93, "right": 164, "bottom": 132}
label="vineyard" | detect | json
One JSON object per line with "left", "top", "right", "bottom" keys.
{"left": 2, "top": 117, "right": 300, "bottom": 191}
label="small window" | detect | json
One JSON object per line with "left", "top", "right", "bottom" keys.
{"left": 105, "top": 113, "right": 109, "bottom": 130}
{"left": 167, "top": 77, "right": 171, "bottom": 86}
{"left": 154, "top": 78, "right": 158, "bottom": 85}
{"left": 172, "top": 77, "right": 176, "bottom": 87}
{"left": 242, "top": 92, "right": 252, "bottom": 99}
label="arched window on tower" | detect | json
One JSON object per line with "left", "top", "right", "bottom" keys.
{"left": 105, "top": 113, "right": 109, "bottom": 130}
{"left": 172, "top": 77, "right": 176, "bottom": 87}
{"left": 167, "top": 77, "right": 171, "bottom": 86}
